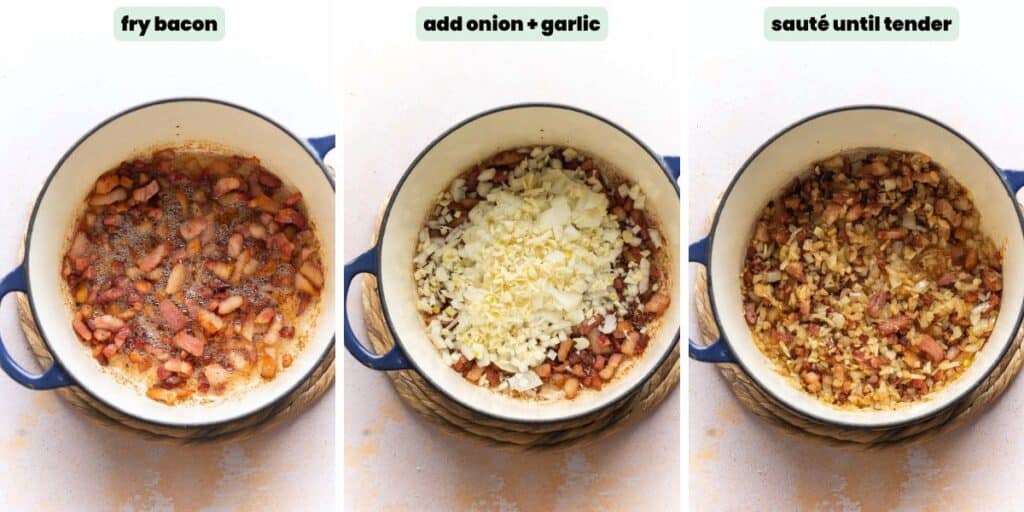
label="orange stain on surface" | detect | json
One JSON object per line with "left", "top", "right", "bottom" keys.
{"left": 787, "top": 428, "right": 993, "bottom": 511}
{"left": 690, "top": 400, "right": 736, "bottom": 473}
{"left": 31, "top": 392, "right": 60, "bottom": 415}
{"left": 90, "top": 407, "right": 330, "bottom": 511}
{"left": 345, "top": 393, "right": 407, "bottom": 468}
{"left": 446, "top": 425, "right": 676, "bottom": 511}
{"left": 906, "top": 438, "right": 978, "bottom": 511}
{"left": 716, "top": 400, "right": 743, "bottom": 426}
{"left": 346, "top": 383, "right": 676, "bottom": 511}
{"left": 447, "top": 449, "right": 612, "bottom": 512}
{"left": 102, "top": 442, "right": 227, "bottom": 510}
{"left": 0, "top": 392, "right": 63, "bottom": 457}
{"left": 430, "top": 442, "right": 625, "bottom": 511}
{"left": 793, "top": 446, "right": 910, "bottom": 511}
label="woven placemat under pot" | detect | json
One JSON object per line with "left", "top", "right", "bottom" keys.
{"left": 693, "top": 213, "right": 1024, "bottom": 449}
{"left": 15, "top": 213, "right": 334, "bottom": 445}
{"left": 358, "top": 204, "right": 679, "bottom": 452}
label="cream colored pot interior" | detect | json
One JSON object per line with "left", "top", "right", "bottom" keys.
{"left": 710, "top": 108, "right": 1023, "bottom": 426}
{"left": 379, "top": 106, "right": 680, "bottom": 422}
{"left": 27, "top": 100, "right": 335, "bottom": 426}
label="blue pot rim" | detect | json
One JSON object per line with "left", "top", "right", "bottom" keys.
{"left": 702, "top": 104, "right": 1024, "bottom": 429}
{"left": 374, "top": 102, "right": 680, "bottom": 424}
{"left": 24, "top": 97, "right": 335, "bottom": 429}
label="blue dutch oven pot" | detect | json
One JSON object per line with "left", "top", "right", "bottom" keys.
{"left": 345, "top": 103, "right": 681, "bottom": 423}
{"left": 0, "top": 98, "right": 335, "bottom": 428}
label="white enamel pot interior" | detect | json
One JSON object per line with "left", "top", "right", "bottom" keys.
{"left": 701, "top": 106, "right": 1024, "bottom": 428}
{"left": 371, "top": 104, "right": 680, "bottom": 423}
{"left": 23, "top": 98, "right": 335, "bottom": 427}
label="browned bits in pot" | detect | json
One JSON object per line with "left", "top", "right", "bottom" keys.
{"left": 62, "top": 149, "right": 324, "bottom": 405}
{"left": 741, "top": 149, "right": 1002, "bottom": 408}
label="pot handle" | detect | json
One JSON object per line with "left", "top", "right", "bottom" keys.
{"left": 344, "top": 246, "right": 413, "bottom": 370}
{"left": 688, "top": 237, "right": 736, "bottom": 363}
{"left": 1001, "top": 169, "right": 1024, "bottom": 193}
{"left": 662, "top": 155, "right": 680, "bottom": 180}
{"left": 0, "top": 265, "right": 74, "bottom": 389}
{"left": 306, "top": 135, "right": 336, "bottom": 162}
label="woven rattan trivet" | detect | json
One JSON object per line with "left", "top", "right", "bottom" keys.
{"left": 14, "top": 205, "right": 334, "bottom": 445}
{"left": 358, "top": 207, "right": 679, "bottom": 451}
{"left": 693, "top": 220, "right": 1024, "bottom": 449}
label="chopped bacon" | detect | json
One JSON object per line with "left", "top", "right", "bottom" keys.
{"left": 867, "top": 291, "right": 889, "bottom": 318}
{"left": 217, "top": 295, "right": 244, "bottom": 315}
{"left": 937, "top": 272, "right": 959, "bottom": 287}
{"left": 877, "top": 227, "right": 909, "bottom": 241}
{"left": 982, "top": 269, "right": 1003, "bottom": 291}
{"left": 917, "top": 335, "right": 945, "bottom": 363}
{"left": 877, "top": 316, "right": 912, "bottom": 336}
{"left": 255, "top": 307, "right": 276, "bottom": 324}
{"left": 227, "top": 233, "right": 244, "bottom": 258}
{"left": 269, "top": 233, "right": 296, "bottom": 259}
{"left": 203, "top": 363, "right": 230, "bottom": 386}
{"left": 845, "top": 204, "right": 864, "bottom": 221}
{"left": 73, "top": 256, "right": 91, "bottom": 272}
{"left": 299, "top": 261, "right": 324, "bottom": 288}
{"left": 172, "top": 331, "right": 205, "bottom": 357}
{"left": 784, "top": 261, "right": 805, "bottom": 281}
{"left": 936, "top": 199, "right": 956, "bottom": 222}
{"left": 490, "top": 150, "right": 525, "bottom": 166}
{"left": 578, "top": 316, "right": 601, "bottom": 336}
{"left": 65, "top": 152, "right": 325, "bottom": 402}
{"left": 93, "top": 315, "right": 126, "bottom": 331}
{"left": 68, "top": 232, "right": 90, "bottom": 259}
{"left": 94, "top": 174, "right": 121, "bottom": 195}
{"left": 163, "top": 358, "right": 193, "bottom": 376}
{"left": 274, "top": 208, "right": 308, "bottom": 228}
{"left": 132, "top": 180, "right": 160, "bottom": 203}
{"left": 197, "top": 309, "right": 225, "bottom": 334}
{"left": 822, "top": 203, "right": 842, "bottom": 225}
{"left": 113, "top": 328, "right": 130, "bottom": 348}
{"left": 146, "top": 386, "right": 181, "bottom": 404}
{"left": 137, "top": 243, "right": 168, "bottom": 272}
{"left": 860, "top": 161, "right": 890, "bottom": 177}
{"left": 613, "top": 320, "right": 634, "bottom": 340}
{"left": 754, "top": 222, "right": 771, "bottom": 242}
{"left": 257, "top": 170, "right": 283, "bottom": 188}
{"left": 589, "top": 332, "right": 614, "bottom": 355}
{"left": 644, "top": 292, "right": 671, "bottom": 313}
{"left": 213, "top": 176, "right": 242, "bottom": 197}
{"left": 159, "top": 299, "right": 190, "bottom": 332}
{"left": 179, "top": 217, "right": 209, "bottom": 240}
{"left": 295, "top": 273, "right": 318, "bottom": 295}
{"left": 97, "top": 287, "right": 126, "bottom": 304}
{"left": 249, "top": 194, "right": 281, "bottom": 213}
{"left": 90, "top": 188, "right": 127, "bottom": 206}
{"left": 743, "top": 302, "right": 757, "bottom": 325}
{"left": 165, "top": 263, "right": 186, "bottom": 294}
{"left": 72, "top": 318, "right": 92, "bottom": 341}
